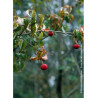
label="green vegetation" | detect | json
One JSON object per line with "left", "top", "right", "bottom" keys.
{"left": 13, "top": 0, "right": 84, "bottom": 98}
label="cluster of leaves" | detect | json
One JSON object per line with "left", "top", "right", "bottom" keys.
{"left": 73, "top": 26, "right": 84, "bottom": 46}
{"left": 30, "top": 46, "right": 47, "bottom": 61}
{"left": 13, "top": 5, "right": 84, "bottom": 72}
{"left": 44, "top": 5, "right": 74, "bottom": 30}
{"left": 13, "top": 9, "right": 49, "bottom": 72}
{"left": 76, "top": 0, "right": 84, "bottom": 6}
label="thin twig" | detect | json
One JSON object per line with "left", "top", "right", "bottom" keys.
{"left": 66, "top": 85, "right": 79, "bottom": 98}
{"left": 18, "top": 30, "right": 73, "bottom": 36}
{"left": 18, "top": 37, "right": 34, "bottom": 47}
{"left": 25, "top": 40, "right": 34, "bottom": 47}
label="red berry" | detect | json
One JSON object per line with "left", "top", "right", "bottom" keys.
{"left": 48, "top": 31, "right": 54, "bottom": 36}
{"left": 40, "top": 64, "right": 48, "bottom": 70}
{"left": 73, "top": 44, "right": 80, "bottom": 49}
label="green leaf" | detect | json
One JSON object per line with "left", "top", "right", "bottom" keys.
{"left": 39, "top": 41, "right": 44, "bottom": 46}
{"left": 18, "top": 39, "right": 23, "bottom": 50}
{"left": 13, "top": 32, "right": 17, "bottom": 40}
{"left": 16, "top": 53, "right": 27, "bottom": 59}
{"left": 18, "top": 39, "right": 27, "bottom": 50}
{"left": 37, "top": 32, "right": 43, "bottom": 40}
{"left": 31, "top": 10, "right": 36, "bottom": 24}
{"left": 19, "top": 61, "right": 25, "bottom": 70}
{"left": 63, "top": 25, "right": 69, "bottom": 32}
{"left": 13, "top": 39, "right": 18, "bottom": 48}
{"left": 31, "top": 25, "right": 36, "bottom": 34}
{"left": 76, "top": 9, "right": 82, "bottom": 15}
{"left": 24, "top": 18, "right": 30, "bottom": 29}
{"left": 13, "top": 63, "right": 18, "bottom": 72}
{"left": 77, "top": 31, "right": 82, "bottom": 40}
{"left": 73, "top": 29, "right": 82, "bottom": 41}
{"left": 31, "top": 10, "right": 36, "bottom": 33}
{"left": 64, "top": 15, "right": 70, "bottom": 22}
{"left": 13, "top": 22, "right": 18, "bottom": 29}
{"left": 14, "top": 25, "right": 22, "bottom": 32}
{"left": 54, "top": 4, "right": 58, "bottom": 8}
{"left": 38, "top": 14, "right": 44, "bottom": 26}
{"left": 22, "top": 40, "right": 27, "bottom": 50}
{"left": 73, "top": 29, "right": 79, "bottom": 36}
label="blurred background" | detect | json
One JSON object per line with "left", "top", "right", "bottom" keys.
{"left": 13, "top": 0, "right": 84, "bottom": 98}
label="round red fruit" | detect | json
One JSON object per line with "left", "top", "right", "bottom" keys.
{"left": 40, "top": 64, "right": 48, "bottom": 70}
{"left": 48, "top": 31, "right": 54, "bottom": 36}
{"left": 73, "top": 44, "right": 80, "bottom": 49}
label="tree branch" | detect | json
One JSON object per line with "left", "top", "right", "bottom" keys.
{"left": 61, "top": 47, "right": 73, "bottom": 60}
{"left": 19, "top": 30, "right": 73, "bottom": 36}
{"left": 66, "top": 85, "right": 79, "bottom": 98}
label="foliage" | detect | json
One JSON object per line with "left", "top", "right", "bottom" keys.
{"left": 13, "top": 0, "right": 84, "bottom": 98}
{"left": 13, "top": 5, "right": 84, "bottom": 72}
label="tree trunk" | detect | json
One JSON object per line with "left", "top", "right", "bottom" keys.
{"left": 57, "top": 69, "right": 63, "bottom": 98}
{"left": 56, "top": 1, "right": 64, "bottom": 98}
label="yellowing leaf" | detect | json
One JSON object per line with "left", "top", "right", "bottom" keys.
{"left": 37, "top": 32, "right": 43, "bottom": 40}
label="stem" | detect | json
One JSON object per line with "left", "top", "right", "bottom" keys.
{"left": 42, "top": 60, "right": 43, "bottom": 64}
{"left": 66, "top": 85, "right": 79, "bottom": 98}
{"left": 19, "top": 30, "right": 73, "bottom": 36}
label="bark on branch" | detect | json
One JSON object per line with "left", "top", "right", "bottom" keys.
{"left": 19, "top": 30, "right": 73, "bottom": 36}
{"left": 66, "top": 85, "right": 79, "bottom": 98}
